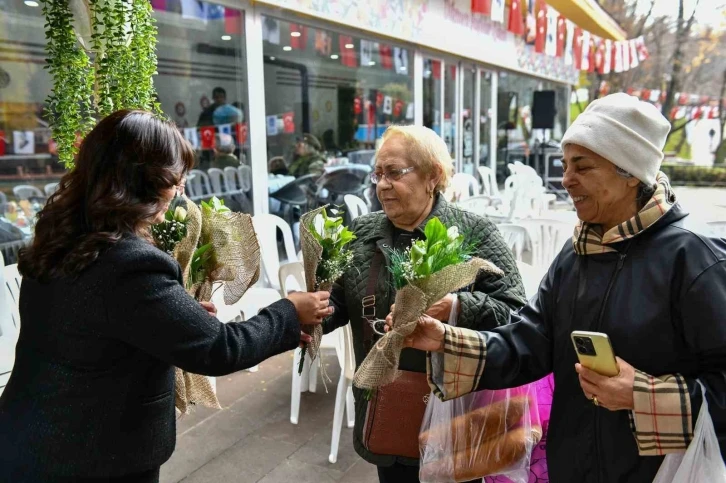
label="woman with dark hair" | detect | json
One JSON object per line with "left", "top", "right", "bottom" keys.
{"left": 0, "top": 110, "right": 331, "bottom": 483}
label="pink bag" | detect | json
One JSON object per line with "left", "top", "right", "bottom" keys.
{"left": 485, "top": 374, "right": 554, "bottom": 483}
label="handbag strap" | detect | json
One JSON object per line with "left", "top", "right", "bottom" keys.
{"left": 362, "top": 247, "right": 385, "bottom": 353}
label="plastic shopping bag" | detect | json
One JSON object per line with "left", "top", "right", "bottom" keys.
{"left": 652, "top": 381, "right": 726, "bottom": 483}
{"left": 485, "top": 374, "right": 554, "bottom": 483}
{"left": 418, "top": 297, "right": 543, "bottom": 483}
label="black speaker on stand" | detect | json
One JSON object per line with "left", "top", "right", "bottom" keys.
{"left": 532, "top": 90, "right": 556, "bottom": 175}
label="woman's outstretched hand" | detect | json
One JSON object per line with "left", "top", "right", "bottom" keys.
{"left": 385, "top": 311, "right": 446, "bottom": 353}
{"left": 287, "top": 291, "right": 333, "bottom": 325}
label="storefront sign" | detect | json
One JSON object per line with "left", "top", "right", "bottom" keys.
{"left": 259, "top": 0, "right": 577, "bottom": 84}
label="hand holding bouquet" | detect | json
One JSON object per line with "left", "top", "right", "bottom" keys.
{"left": 353, "top": 217, "right": 503, "bottom": 391}
{"left": 298, "top": 205, "right": 355, "bottom": 374}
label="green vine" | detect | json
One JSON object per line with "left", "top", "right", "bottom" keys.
{"left": 43, "top": 0, "right": 95, "bottom": 169}
{"left": 43, "top": 0, "right": 162, "bottom": 169}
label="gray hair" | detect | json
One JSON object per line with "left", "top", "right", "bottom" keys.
{"left": 615, "top": 167, "right": 656, "bottom": 207}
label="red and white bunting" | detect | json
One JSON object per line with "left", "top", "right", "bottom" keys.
{"left": 545, "top": 7, "right": 559, "bottom": 56}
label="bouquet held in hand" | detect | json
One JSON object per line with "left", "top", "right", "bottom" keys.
{"left": 298, "top": 205, "right": 355, "bottom": 374}
{"left": 353, "top": 217, "right": 502, "bottom": 391}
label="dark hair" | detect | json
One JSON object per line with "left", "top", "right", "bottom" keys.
{"left": 212, "top": 87, "right": 226, "bottom": 98}
{"left": 18, "top": 110, "right": 195, "bottom": 281}
{"left": 614, "top": 167, "right": 657, "bottom": 209}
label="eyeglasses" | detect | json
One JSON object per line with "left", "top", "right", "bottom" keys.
{"left": 370, "top": 167, "right": 415, "bottom": 185}
{"left": 176, "top": 179, "right": 186, "bottom": 197}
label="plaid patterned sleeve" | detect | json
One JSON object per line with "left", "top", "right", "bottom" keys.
{"left": 629, "top": 369, "right": 693, "bottom": 456}
{"left": 427, "top": 325, "right": 487, "bottom": 401}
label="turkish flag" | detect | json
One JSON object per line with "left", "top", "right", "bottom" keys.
{"left": 573, "top": 28, "right": 583, "bottom": 70}
{"left": 236, "top": 123, "right": 248, "bottom": 145}
{"left": 200, "top": 127, "right": 215, "bottom": 150}
{"left": 678, "top": 93, "right": 688, "bottom": 105}
{"left": 669, "top": 107, "right": 679, "bottom": 120}
{"left": 290, "top": 24, "right": 308, "bottom": 50}
{"left": 432, "top": 60, "right": 442, "bottom": 79}
{"left": 508, "top": 0, "right": 524, "bottom": 36}
{"left": 588, "top": 37, "right": 596, "bottom": 73}
{"left": 534, "top": 1, "right": 546, "bottom": 53}
{"left": 354, "top": 97, "right": 362, "bottom": 115}
{"left": 641, "top": 89, "right": 651, "bottom": 101}
{"left": 708, "top": 106, "right": 720, "bottom": 119}
{"left": 393, "top": 100, "right": 404, "bottom": 118}
{"left": 224, "top": 8, "right": 242, "bottom": 35}
{"left": 283, "top": 111, "right": 295, "bottom": 133}
{"left": 595, "top": 39, "right": 605, "bottom": 74}
{"left": 471, "top": 0, "right": 491, "bottom": 15}
{"left": 556, "top": 16, "right": 566, "bottom": 57}
{"left": 338, "top": 35, "right": 357, "bottom": 67}
{"left": 379, "top": 44, "right": 394, "bottom": 70}
{"left": 0, "top": 131, "right": 5, "bottom": 157}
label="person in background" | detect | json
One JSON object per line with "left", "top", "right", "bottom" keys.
{"left": 0, "top": 110, "right": 332, "bottom": 483}
{"left": 288, "top": 134, "right": 326, "bottom": 178}
{"left": 398, "top": 94, "right": 726, "bottom": 482}
{"left": 268, "top": 156, "right": 289, "bottom": 176}
{"left": 197, "top": 87, "right": 227, "bottom": 127}
{"left": 211, "top": 133, "right": 239, "bottom": 170}
{"left": 323, "top": 125, "right": 525, "bottom": 483}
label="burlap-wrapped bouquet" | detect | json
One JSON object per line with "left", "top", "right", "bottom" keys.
{"left": 154, "top": 196, "right": 260, "bottom": 414}
{"left": 298, "top": 205, "right": 355, "bottom": 374}
{"left": 353, "top": 218, "right": 503, "bottom": 390}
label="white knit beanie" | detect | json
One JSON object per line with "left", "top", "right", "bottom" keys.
{"left": 561, "top": 93, "right": 671, "bottom": 186}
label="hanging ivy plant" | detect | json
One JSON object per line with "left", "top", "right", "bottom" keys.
{"left": 43, "top": 0, "right": 162, "bottom": 169}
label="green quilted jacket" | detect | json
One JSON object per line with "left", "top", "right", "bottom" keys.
{"left": 323, "top": 195, "right": 526, "bottom": 467}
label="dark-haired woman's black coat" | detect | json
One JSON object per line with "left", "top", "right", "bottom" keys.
{"left": 0, "top": 236, "right": 300, "bottom": 481}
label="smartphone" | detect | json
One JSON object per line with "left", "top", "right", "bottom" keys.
{"left": 571, "top": 331, "right": 619, "bottom": 377}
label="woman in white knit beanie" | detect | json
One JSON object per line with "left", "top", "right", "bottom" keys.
{"left": 397, "top": 93, "right": 726, "bottom": 481}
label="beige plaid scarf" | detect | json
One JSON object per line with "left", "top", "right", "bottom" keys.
{"left": 572, "top": 172, "right": 676, "bottom": 255}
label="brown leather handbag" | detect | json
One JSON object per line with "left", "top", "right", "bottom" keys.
{"left": 360, "top": 248, "right": 430, "bottom": 459}
{"left": 362, "top": 370, "right": 431, "bottom": 458}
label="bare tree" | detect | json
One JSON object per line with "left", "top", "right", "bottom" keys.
{"left": 661, "top": 0, "right": 700, "bottom": 123}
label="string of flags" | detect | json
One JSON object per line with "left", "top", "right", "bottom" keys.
{"left": 471, "top": 0, "right": 650, "bottom": 74}
{"left": 596, "top": 84, "right": 723, "bottom": 121}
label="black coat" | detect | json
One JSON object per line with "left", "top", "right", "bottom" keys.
{"left": 475, "top": 204, "right": 726, "bottom": 482}
{"left": 0, "top": 236, "right": 300, "bottom": 480}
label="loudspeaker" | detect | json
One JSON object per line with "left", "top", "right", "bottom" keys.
{"left": 532, "top": 90, "right": 556, "bottom": 129}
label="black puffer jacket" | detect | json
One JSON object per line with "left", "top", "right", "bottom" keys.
{"left": 324, "top": 195, "right": 526, "bottom": 466}
{"left": 475, "top": 203, "right": 726, "bottom": 482}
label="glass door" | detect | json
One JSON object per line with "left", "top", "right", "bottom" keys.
{"left": 478, "top": 70, "right": 493, "bottom": 175}
{"left": 461, "top": 64, "right": 476, "bottom": 175}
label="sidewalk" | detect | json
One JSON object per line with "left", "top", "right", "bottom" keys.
{"left": 161, "top": 351, "right": 378, "bottom": 483}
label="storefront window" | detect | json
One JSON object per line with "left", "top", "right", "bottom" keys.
{"left": 496, "top": 71, "right": 538, "bottom": 179}
{"left": 0, "top": 1, "right": 252, "bottom": 211}
{"left": 262, "top": 16, "right": 414, "bottom": 214}
{"left": 443, "top": 63, "right": 457, "bottom": 160}
{"left": 479, "top": 71, "right": 493, "bottom": 172}
{"left": 461, "top": 65, "right": 476, "bottom": 175}
{"left": 423, "top": 58, "right": 442, "bottom": 137}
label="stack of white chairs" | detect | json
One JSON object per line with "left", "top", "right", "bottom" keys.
{"left": 279, "top": 262, "right": 355, "bottom": 463}
{"left": 516, "top": 260, "right": 546, "bottom": 301}
{"left": 1, "top": 256, "right": 20, "bottom": 396}
{"left": 451, "top": 173, "right": 481, "bottom": 201}
{"left": 207, "top": 168, "right": 226, "bottom": 196}
{"left": 520, "top": 219, "right": 573, "bottom": 270}
{"left": 186, "top": 169, "right": 214, "bottom": 202}
{"left": 497, "top": 224, "right": 529, "bottom": 262}
{"left": 343, "top": 194, "right": 369, "bottom": 220}
{"left": 251, "top": 214, "right": 298, "bottom": 292}
{"left": 457, "top": 195, "right": 493, "bottom": 216}
{"left": 477, "top": 166, "right": 501, "bottom": 198}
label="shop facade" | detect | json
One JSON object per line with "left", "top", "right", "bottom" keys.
{"left": 0, "top": 0, "right": 594, "bottom": 215}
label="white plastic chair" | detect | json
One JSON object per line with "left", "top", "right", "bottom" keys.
{"left": 1, "top": 260, "right": 20, "bottom": 397}
{"left": 238, "top": 287, "right": 283, "bottom": 374}
{"left": 328, "top": 323, "right": 355, "bottom": 463}
{"left": 252, "top": 214, "right": 297, "bottom": 291}
{"left": 237, "top": 166, "right": 252, "bottom": 193}
{"left": 343, "top": 194, "right": 368, "bottom": 221}
{"left": 497, "top": 224, "right": 529, "bottom": 262}
{"left": 477, "top": 166, "right": 500, "bottom": 198}
{"left": 44, "top": 183, "right": 59, "bottom": 197}
{"left": 279, "top": 263, "right": 352, "bottom": 431}
{"left": 187, "top": 169, "right": 213, "bottom": 201}
{"left": 708, "top": 221, "right": 726, "bottom": 238}
{"left": 451, "top": 173, "right": 481, "bottom": 201}
{"left": 520, "top": 219, "right": 573, "bottom": 269}
{"left": 223, "top": 166, "right": 243, "bottom": 194}
{"left": 12, "top": 185, "right": 44, "bottom": 201}
{"left": 207, "top": 168, "right": 226, "bottom": 196}
{"left": 457, "top": 195, "right": 492, "bottom": 216}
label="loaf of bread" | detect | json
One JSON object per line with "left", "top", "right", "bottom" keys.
{"left": 419, "top": 395, "right": 529, "bottom": 450}
{"left": 419, "top": 425, "right": 543, "bottom": 482}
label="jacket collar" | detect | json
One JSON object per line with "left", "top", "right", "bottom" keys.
{"left": 360, "top": 194, "right": 448, "bottom": 245}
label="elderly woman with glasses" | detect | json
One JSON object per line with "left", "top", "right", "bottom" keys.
{"left": 322, "top": 125, "right": 526, "bottom": 483}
